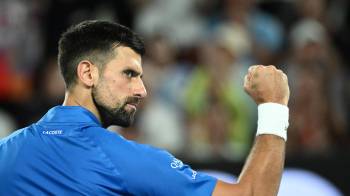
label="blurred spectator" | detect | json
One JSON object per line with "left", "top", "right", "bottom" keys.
{"left": 286, "top": 19, "right": 348, "bottom": 155}
{"left": 216, "top": 0, "right": 285, "bottom": 65}
{"left": 296, "top": 0, "right": 326, "bottom": 23}
{"left": 0, "top": 0, "right": 44, "bottom": 101}
{"left": 295, "top": 0, "right": 350, "bottom": 67}
{"left": 134, "top": 0, "right": 206, "bottom": 48}
{"left": 136, "top": 36, "right": 190, "bottom": 154}
{"left": 1, "top": 56, "right": 65, "bottom": 128}
{"left": 183, "top": 25, "right": 255, "bottom": 161}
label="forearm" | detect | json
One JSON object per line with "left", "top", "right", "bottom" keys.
{"left": 236, "top": 102, "right": 288, "bottom": 196}
{"left": 237, "top": 135, "right": 286, "bottom": 196}
{"left": 213, "top": 103, "right": 288, "bottom": 196}
{"left": 212, "top": 65, "right": 290, "bottom": 196}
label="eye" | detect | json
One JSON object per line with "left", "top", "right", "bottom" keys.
{"left": 123, "top": 69, "right": 138, "bottom": 78}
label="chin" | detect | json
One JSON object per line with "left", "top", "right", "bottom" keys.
{"left": 103, "top": 111, "right": 135, "bottom": 128}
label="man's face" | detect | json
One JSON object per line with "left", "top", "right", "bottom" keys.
{"left": 92, "top": 46, "right": 147, "bottom": 127}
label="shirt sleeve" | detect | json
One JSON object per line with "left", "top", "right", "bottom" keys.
{"left": 125, "top": 143, "right": 218, "bottom": 196}
{"left": 89, "top": 128, "right": 217, "bottom": 196}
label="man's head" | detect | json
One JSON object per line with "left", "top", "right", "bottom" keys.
{"left": 58, "top": 20, "right": 147, "bottom": 127}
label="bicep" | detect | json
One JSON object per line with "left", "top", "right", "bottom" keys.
{"left": 212, "top": 180, "right": 249, "bottom": 196}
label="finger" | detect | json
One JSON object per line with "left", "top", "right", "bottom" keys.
{"left": 244, "top": 74, "right": 249, "bottom": 84}
{"left": 267, "top": 65, "right": 276, "bottom": 70}
{"left": 282, "top": 72, "right": 288, "bottom": 81}
{"left": 248, "top": 65, "right": 260, "bottom": 72}
{"left": 243, "top": 75, "right": 250, "bottom": 90}
{"left": 248, "top": 65, "right": 262, "bottom": 79}
{"left": 247, "top": 71, "right": 252, "bottom": 81}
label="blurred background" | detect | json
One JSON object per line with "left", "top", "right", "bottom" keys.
{"left": 0, "top": 0, "right": 349, "bottom": 195}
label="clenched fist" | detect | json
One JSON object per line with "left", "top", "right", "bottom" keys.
{"left": 244, "top": 65, "right": 290, "bottom": 106}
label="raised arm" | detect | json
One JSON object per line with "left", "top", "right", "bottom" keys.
{"left": 212, "top": 65, "right": 290, "bottom": 196}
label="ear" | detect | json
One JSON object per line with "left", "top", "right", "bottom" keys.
{"left": 76, "top": 60, "right": 99, "bottom": 88}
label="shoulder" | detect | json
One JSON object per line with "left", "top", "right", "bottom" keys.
{"left": 0, "top": 126, "right": 34, "bottom": 146}
{"left": 83, "top": 126, "right": 170, "bottom": 160}
{"left": 83, "top": 127, "right": 173, "bottom": 172}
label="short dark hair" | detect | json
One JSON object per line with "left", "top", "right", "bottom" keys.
{"left": 58, "top": 20, "right": 145, "bottom": 89}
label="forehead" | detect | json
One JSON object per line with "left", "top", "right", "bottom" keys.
{"left": 105, "top": 46, "right": 142, "bottom": 71}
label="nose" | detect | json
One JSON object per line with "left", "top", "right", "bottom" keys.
{"left": 134, "top": 79, "right": 147, "bottom": 99}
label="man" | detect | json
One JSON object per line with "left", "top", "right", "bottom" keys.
{"left": 0, "top": 20, "right": 289, "bottom": 195}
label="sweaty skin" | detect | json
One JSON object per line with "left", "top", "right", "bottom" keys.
{"left": 212, "top": 65, "right": 289, "bottom": 196}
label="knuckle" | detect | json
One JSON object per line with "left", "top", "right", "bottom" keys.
{"left": 244, "top": 74, "right": 249, "bottom": 80}
{"left": 248, "top": 65, "right": 259, "bottom": 72}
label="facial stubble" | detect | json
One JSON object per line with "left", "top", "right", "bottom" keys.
{"left": 92, "top": 85, "right": 136, "bottom": 128}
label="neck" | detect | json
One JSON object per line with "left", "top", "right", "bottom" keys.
{"left": 62, "top": 89, "right": 102, "bottom": 124}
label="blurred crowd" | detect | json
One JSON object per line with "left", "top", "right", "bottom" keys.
{"left": 1, "top": 0, "right": 350, "bottom": 162}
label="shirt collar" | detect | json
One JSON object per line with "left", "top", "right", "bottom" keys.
{"left": 37, "top": 106, "right": 101, "bottom": 126}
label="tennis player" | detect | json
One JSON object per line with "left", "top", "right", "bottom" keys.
{"left": 0, "top": 20, "right": 289, "bottom": 195}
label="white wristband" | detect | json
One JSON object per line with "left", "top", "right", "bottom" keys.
{"left": 257, "top": 103, "right": 289, "bottom": 141}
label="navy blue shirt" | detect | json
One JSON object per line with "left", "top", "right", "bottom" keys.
{"left": 0, "top": 106, "right": 217, "bottom": 195}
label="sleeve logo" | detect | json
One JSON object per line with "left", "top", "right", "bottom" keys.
{"left": 170, "top": 158, "right": 197, "bottom": 180}
{"left": 170, "top": 158, "right": 183, "bottom": 169}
